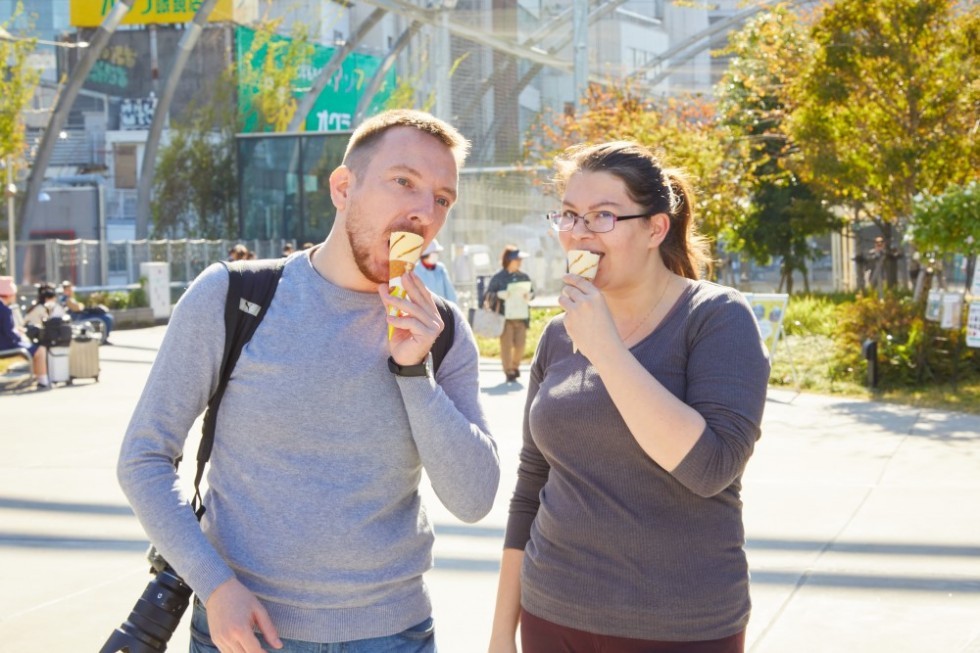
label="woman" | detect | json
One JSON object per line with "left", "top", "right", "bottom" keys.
{"left": 484, "top": 245, "right": 534, "bottom": 382}
{"left": 489, "top": 142, "right": 770, "bottom": 652}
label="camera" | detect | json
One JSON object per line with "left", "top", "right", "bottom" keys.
{"left": 99, "top": 547, "right": 193, "bottom": 653}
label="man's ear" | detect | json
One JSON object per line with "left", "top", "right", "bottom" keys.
{"left": 329, "top": 166, "right": 352, "bottom": 211}
{"left": 649, "top": 213, "right": 670, "bottom": 248}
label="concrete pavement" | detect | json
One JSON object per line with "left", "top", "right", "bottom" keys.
{"left": 1, "top": 325, "right": 979, "bottom": 652}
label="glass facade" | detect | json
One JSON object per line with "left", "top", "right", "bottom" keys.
{"left": 237, "top": 132, "right": 350, "bottom": 243}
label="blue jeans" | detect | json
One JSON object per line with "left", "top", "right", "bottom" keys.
{"left": 188, "top": 598, "right": 437, "bottom": 653}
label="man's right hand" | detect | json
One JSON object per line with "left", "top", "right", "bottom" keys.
{"left": 205, "top": 577, "right": 283, "bottom": 651}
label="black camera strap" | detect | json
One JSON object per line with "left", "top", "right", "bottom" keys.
{"left": 189, "top": 257, "right": 456, "bottom": 520}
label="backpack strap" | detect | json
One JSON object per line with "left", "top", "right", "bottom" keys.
{"left": 431, "top": 295, "right": 455, "bottom": 374}
{"left": 191, "top": 258, "right": 285, "bottom": 518}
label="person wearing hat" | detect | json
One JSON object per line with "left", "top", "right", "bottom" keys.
{"left": 0, "top": 276, "right": 50, "bottom": 389}
{"left": 484, "top": 245, "right": 534, "bottom": 382}
{"left": 415, "top": 239, "right": 458, "bottom": 303}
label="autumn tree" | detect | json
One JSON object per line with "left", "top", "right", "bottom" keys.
{"left": 789, "top": 0, "right": 979, "bottom": 257}
{"left": 524, "top": 81, "right": 743, "bottom": 274}
{"left": 717, "top": 5, "right": 841, "bottom": 293}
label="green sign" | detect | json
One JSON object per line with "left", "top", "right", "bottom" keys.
{"left": 236, "top": 26, "right": 395, "bottom": 132}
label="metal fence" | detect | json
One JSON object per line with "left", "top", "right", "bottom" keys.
{"left": 12, "top": 238, "right": 293, "bottom": 296}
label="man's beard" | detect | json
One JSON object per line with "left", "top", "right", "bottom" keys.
{"left": 344, "top": 203, "right": 423, "bottom": 286}
{"left": 346, "top": 209, "right": 387, "bottom": 285}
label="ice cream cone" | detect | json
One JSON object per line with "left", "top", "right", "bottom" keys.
{"left": 388, "top": 232, "right": 425, "bottom": 339}
{"left": 567, "top": 249, "right": 600, "bottom": 280}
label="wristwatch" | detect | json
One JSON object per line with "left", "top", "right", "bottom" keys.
{"left": 387, "top": 356, "right": 429, "bottom": 377}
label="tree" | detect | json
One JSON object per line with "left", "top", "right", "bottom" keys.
{"left": 789, "top": 0, "right": 979, "bottom": 250}
{"left": 717, "top": 5, "right": 842, "bottom": 293}
{"left": 524, "top": 81, "right": 744, "bottom": 273}
{"left": 152, "top": 72, "right": 238, "bottom": 238}
{"left": 908, "top": 180, "right": 980, "bottom": 293}
{"left": 0, "top": 4, "right": 41, "bottom": 272}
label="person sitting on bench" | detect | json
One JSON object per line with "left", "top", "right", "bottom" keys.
{"left": 0, "top": 277, "right": 49, "bottom": 390}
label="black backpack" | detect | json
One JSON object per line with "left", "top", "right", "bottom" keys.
{"left": 189, "top": 257, "right": 456, "bottom": 517}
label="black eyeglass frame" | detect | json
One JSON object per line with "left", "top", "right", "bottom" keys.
{"left": 545, "top": 210, "right": 651, "bottom": 233}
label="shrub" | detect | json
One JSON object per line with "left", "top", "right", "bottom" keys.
{"left": 783, "top": 293, "right": 848, "bottom": 337}
{"left": 831, "top": 290, "right": 975, "bottom": 388}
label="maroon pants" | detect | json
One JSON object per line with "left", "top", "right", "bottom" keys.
{"left": 520, "top": 609, "right": 745, "bottom": 653}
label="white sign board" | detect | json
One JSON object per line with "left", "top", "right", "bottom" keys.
{"left": 967, "top": 302, "right": 980, "bottom": 349}
{"left": 940, "top": 293, "right": 963, "bottom": 330}
{"left": 971, "top": 256, "right": 980, "bottom": 297}
{"left": 925, "top": 290, "right": 942, "bottom": 322}
{"left": 742, "top": 293, "right": 789, "bottom": 359}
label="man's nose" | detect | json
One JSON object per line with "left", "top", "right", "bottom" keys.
{"left": 409, "top": 194, "right": 438, "bottom": 226}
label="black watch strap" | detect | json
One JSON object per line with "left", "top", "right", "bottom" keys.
{"left": 388, "top": 356, "right": 429, "bottom": 377}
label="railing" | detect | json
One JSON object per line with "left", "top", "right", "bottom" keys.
{"left": 12, "top": 238, "right": 294, "bottom": 292}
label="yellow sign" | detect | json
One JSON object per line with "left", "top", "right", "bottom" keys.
{"left": 71, "top": 0, "right": 255, "bottom": 27}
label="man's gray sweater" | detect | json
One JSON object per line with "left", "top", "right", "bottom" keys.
{"left": 117, "top": 252, "right": 499, "bottom": 643}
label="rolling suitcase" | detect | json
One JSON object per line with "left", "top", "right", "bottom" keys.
{"left": 47, "top": 346, "right": 71, "bottom": 386}
{"left": 69, "top": 334, "right": 100, "bottom": 383}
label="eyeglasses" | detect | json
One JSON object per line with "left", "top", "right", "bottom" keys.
{"left": 546, "top": 210, "right": 649, "bottom": 233}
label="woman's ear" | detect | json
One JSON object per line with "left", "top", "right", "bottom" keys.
{"left": 649, "top": 213, "right": 670, "bottom": 248}
{"left": 329, "top": 166, "right": 352, "bottom": 212}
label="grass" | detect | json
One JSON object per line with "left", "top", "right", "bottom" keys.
{"left": 475, "top": 306, "right": 980, "bottom": 416}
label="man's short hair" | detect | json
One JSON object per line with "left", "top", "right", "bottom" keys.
{"left": 343, "top": 110, "right": 470, "bottom": 175}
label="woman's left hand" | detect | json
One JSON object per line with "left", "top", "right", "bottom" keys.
{"left": 558, "top": 274, "right": 620, "bottom": 359}
{"left": 378, "top": 271, "right": 443, "bottom": 366}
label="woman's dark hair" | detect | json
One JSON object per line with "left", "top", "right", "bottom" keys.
{"left": 37, "top": 284, "right": 57, "bottom": 302}
{"left": 501, "top": 245, "right": 521, "bottom": 269}
{"left": 553, "top": 141, "right": 711, "bottom": 280}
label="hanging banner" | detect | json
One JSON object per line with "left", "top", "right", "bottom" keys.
{"left": 742, "top": 293, "right": 788, "bottom": 359}
{"left": 925, "top": 290, "right": 942, "bottom": 322}
{"left": 940, "top": 293, "right": 963, "bottom": 330}
{"left": 235, "top": 26, "right": 395, "bottom": 133}
{"left": 971, "top": 256, "right": 980, "bottom": 297}
{"left": 71, "top": 0, "right": 257, "bottom": 27}
{"left": 967, "top": 302, "right": 980, "bottom": 348}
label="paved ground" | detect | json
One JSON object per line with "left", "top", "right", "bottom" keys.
{"left": 1, "top": 325, "right": 979, "bottom": 652}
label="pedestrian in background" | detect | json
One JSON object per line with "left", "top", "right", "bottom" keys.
{"left": 484, "top": 245, "right": 533, "bottom": 382}
{"left": 415, "top": 239, "right": 458, "bottom": 303}
{"left": 489, "top": 141, "right": 770, "bottom": 652}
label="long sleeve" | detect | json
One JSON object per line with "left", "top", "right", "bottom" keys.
{"left": 669, "top": 291, "right": 770, "bottom": 497}
{"left": 503, "top": 322, "right": 553, "bottom": 549}
{"left": 116, "top": 263, "right": 234, "bottom": 601}
{"left": 395, "top": 307, "right": 499, "bottom": 522}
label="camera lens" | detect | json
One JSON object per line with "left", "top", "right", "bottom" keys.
{"left": 99, "top": 568, "right": 192, "bottom": 653}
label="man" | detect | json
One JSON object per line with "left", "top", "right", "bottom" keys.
{"left": 61, "top": 280, "right": 115, "bottom": 344}
{"left": 117, "top": 110, "right": 500, "bottom": 653}
{"left": 415, "top": 239, "right": 458, "bottom": 303}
